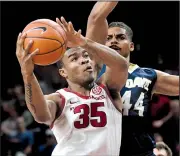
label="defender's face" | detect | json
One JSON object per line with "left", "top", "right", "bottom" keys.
{"left": 106, "top": 27, "right": 134, "bottom": 58}
{"left": 60, "top": 47, "right": 95, "bottom": 85}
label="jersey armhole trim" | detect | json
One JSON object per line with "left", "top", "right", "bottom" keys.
{"left": 50, "top": 91, "right": 66, "bottom": 129}
{"left": 99, "top": 83, "right": 122, "bottom": 114}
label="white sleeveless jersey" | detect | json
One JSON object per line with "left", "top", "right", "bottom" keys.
{"left": 51, "top": 83, "right": 122, "bottom": 156}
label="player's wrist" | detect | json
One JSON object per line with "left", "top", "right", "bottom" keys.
{"left": 22, "top": 72, "right": 35, "bottom": 84}
{"left": 80, "top": 37, "right": 88, "bottom": 48}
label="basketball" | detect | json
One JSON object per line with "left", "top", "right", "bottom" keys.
{"left": 22, "top": 19, "right": 67, "bottom": 66}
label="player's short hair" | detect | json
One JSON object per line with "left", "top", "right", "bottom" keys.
{"left": 56, "top": 47, "right": 71, "bottom": 69}
{"left": 156, "top": 142, "right": 172, "bottom": 156}
{"left": 108, "top": 22, "right": 133, "bottom": 41}
{"left": 56, "top": 60, "right": 64, "bottom": 69}
{"left": 57, "top": 47, "right": 87, "bottom": 69}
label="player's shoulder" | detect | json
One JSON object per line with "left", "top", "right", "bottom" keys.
{"left": 129, "top": 63, "right": 157, "bottom": 77}
{"left": 45, "top": 89, "right": 65, "bottom": 105}
{"left": 140, "top": 67, "right": 157, "bottom": 78}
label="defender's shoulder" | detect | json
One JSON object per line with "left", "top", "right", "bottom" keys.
{"left": 140, "top": 67, "right": 157, "bottom": 77}
{"left": 128, "top": 63, "right": 139, "bottom": 74}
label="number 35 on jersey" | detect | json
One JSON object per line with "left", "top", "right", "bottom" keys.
{"left": 72, "top": 102, "right": 107, "bottom": 129}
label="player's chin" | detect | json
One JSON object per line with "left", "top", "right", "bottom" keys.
{"left": 84, "top": 74, "right": 94, "bottom": 83}
{"left": 119, "top": 51, "right": 129, "bottom": 58}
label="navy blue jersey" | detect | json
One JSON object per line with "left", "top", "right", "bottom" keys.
{"left": 121, "top": 63, "right": 157, "bottom": 117}
{"left": 98, "top": 63, "right": 157, "bottom": 155}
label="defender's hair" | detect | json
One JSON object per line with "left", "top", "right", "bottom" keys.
{"left": 109, "top": 22, "right": 133, "bottom": 41}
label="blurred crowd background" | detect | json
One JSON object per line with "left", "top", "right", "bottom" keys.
{"left": 1, "top": 1, "right": 179, "bottom": 156}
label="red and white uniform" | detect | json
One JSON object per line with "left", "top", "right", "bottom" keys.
{"left": 51, "top": 83, "right": 122, "bottom": 156}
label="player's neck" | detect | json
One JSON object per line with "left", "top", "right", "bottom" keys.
{"left": 126, "top": 55, "right": 130, "bottom": 65}
{"left": 68, "top": 82, "right": 94, "bottom": 96}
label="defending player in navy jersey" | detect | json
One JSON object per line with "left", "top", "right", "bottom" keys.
{"left": 86, "top": 2, "right": 179, "bottom": 156}
{"left": 106, "top": 22, "right": 179, "bottom": 156}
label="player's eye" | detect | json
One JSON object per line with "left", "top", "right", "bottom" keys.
{"left": 71, "top": 57, "right": 77, "bottom": 62}
{"left": 117, "top": 35, "right": 125, "bottom": 40}
{"left": 107, "top": 36, "right": 112, "bottom": 41}
{"left": 84, "top": 54, "right": 89, "bottom": 58}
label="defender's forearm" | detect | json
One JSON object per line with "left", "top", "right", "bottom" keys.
{"left": 87, "top": 2, "right": 118, "bottom": 45}
{"left": 89, "top": 2, "right": 118, "bottom": 20}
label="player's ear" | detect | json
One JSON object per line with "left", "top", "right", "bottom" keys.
{"left": 59, "top": 68, "right": 68, "bottom": 78}
{"left": 129, "top": 42, "right": 134, "bottom": 52}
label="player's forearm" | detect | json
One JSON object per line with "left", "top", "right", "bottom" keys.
{"left": 86, "top": 2, "right": 118, "bottom": 79}
{"left": 82, "top": 38, "right": 128, "bottom": 70}
{"left": 88, "top": 2, "right": 118, "bottom": 21}
{"left": 154, "top": 73, "right": 179, "bottom": 96}
{"left": 171, "top": 75, "right": 179, "bottom": 95}
{"left": 23, "top": 73, "right": 51, "bottom": 123}
{"left": 86, "top": 2, "right": 118, "bottom": 45}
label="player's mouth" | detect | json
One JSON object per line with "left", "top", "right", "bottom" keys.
{"left": 110, "top": 45, "right": 121, "bottom": 53}
{"left": 84, "top": 66, "right": 93, "bottom": 72}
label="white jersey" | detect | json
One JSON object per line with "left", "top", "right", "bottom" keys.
{"left": 51, "top": 83, "right": 122, "bottom": 156}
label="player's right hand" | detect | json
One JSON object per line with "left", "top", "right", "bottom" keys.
{"left": 16, "top": 32, "right": 39, "bottom": 79}
{"left": 56, "top": 17, "right": 87, "bottom": 48}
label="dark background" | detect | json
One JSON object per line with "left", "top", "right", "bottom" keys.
{"left": 1, "top": 1, "right": 179, "bottom": 97}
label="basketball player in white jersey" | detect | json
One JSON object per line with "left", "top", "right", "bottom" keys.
{"left": 16, "top": 15, "right": 128, "bottom": 155}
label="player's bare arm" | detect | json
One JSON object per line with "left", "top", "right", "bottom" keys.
{"left": 153, "top": 70, "right": 179, "bottom": 96}
{"left": 57, "top": 16, "right": 128, "bottom": 91}
{"left": 86, "top": 2, "right": 118, "bottom": 45}
{"left": 16, "top": 33, "right": 61, "bottom": 125}
{"left": 86, "top": 2, "right": 118, "bottom": 77}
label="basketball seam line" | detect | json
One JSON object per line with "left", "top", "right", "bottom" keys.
{"left": 25, "top": 36, "right": 62, "bottom": 45}
{"left": 35, "top": 42, "right": 66, "bottom": 55}
{"left": 35, "top": 42, "right": 64, "bottom": 65}
{"left": 24, "top": 37, "right": 65, "bottom": 55}
{"left": 23, "top": 37, "right": 64, "bottom": 54}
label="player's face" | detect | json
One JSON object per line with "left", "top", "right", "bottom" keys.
{"left": 59, "top": 47, "right": 95, "bottom": 86}
{"left": 106, "top": 27, "right": 134, "bottom": 58}
{"left": 153, "top": 148, "right": 168, "bottom": 156}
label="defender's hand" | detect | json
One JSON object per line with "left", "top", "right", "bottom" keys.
{"left": 16, "top": 33, "right": 39, "bottom": 79}
{"left": 56, "top": 16, "right": 87, "bottom": 48}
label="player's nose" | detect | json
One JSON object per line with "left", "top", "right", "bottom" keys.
{"left": 80, "top": 57, "right": 89, "bottom": 65}
{"left": 110, "top": 39, "right": 118, "bottom": 45}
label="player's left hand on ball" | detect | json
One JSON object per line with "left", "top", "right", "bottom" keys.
{"left": 56, "top": 16, "right": 87, "bottom": 48}
{"left": 16, "top": 32, "right": 39, "bottom": 77}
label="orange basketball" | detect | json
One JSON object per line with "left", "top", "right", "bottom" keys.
{"left": 22, "top": 19, "right": 67, "bottom": 66}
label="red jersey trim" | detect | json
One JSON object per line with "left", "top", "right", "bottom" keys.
{"left": 50, "top": 91, "right": 66, "bottom": 129}
{"left": 63, "top": 88, "right": 90, "bottom": 99}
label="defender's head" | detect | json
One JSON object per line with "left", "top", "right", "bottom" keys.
{"left": 106, "top": 22, "right": 134, "bottom": 58}
{"left": 153, "top": 142, "right": 172, "bottom": 156}
{"left": 57, "top": 47, "right": 95, "bottom": 87}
